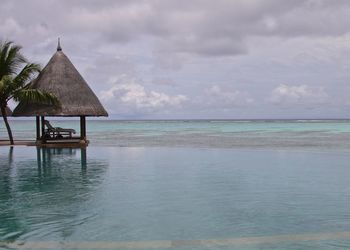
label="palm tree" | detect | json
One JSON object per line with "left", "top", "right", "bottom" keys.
{"left": 0, "top": 41, "right": 59, "bottom": 145}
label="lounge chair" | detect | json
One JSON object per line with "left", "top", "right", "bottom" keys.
{"left": 44, "top": 120, "right": 76, "bottom": 139}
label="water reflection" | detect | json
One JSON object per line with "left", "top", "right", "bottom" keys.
{"left": 0, "top": 146, "right": 20, "bottom": 241}
{"left": 0, "top": 146, "right": 107, "bottom": 242}
{"left": 36, "top": 147, "right": 87, "bottom": 170}
{"left": 2, "top": 146, "right": 350, "bottom": 249}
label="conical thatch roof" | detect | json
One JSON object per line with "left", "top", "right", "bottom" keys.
{"left": 13, "top": 45, "right": 108, "bottom": 117}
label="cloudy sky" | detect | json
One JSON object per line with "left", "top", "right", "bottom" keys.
{"left": 2, "top": 0, "right": 350, "bottom": 119}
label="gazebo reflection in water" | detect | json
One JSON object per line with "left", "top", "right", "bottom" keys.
{"left": 36, "top": 147, "right": 87, "bottom": 170}
{"left": 0, "top": 146, "right": 108, "bottom": 243}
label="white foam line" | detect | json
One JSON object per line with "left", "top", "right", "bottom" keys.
{"left": 2, "top": 231, "right": 350, "bottom": 249}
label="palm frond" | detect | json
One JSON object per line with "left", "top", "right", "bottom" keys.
{"left": 0, "top": 41, "right": 13, "bottom": 68}
{"left": 0, "top": 79, "right": 4, "bottom": 94}
{"left": 12, "top": 63, "right": 41, "bottom": 90}
{"left": 0, "top": 75, "right": 14, "bottom": 100}
{"left": 13, "top": 89, "right": 60, "bottom": 107}
{"left": 5, "top": 44, "right": 26, "bottom": 75}
{"left": 0, "top": 41, "right": 27, "bottom": 80}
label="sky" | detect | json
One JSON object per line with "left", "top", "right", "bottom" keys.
{"left": 1, "top": 0, "right": 350, "bottom": 119}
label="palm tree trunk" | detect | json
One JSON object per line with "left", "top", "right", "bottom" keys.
{"left": 1, "top": 106, "right": 14, "bottom": 145}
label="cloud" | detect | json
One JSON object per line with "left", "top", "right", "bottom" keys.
{"left": 61, "top": 0, "right": 350, "bottom": 57}
{"left": 3, "top": 0, "right": 350, "bottom": 118}
{"left": 4, "top": 0, "right": 350, "bottom": 58}
{"left": 194, "top": 85, "right": 254, "bottom": 110}
{"left": 100, "top": 76, "right": 187, "bottom": 115}
{"left": 84, "top": 55, "right": 136, "bottom": 86}
{"left": 269, "top": 84, "right": 329, "bottom": 105}
{"left": 0, "top": 18, "right": 23, "bottom": 37}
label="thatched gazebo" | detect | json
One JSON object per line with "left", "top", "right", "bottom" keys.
{"left": 13, "top": 41, "right": 108, "bottom": 146}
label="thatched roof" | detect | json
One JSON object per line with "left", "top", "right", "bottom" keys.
{"left": 13, "top": 44, "right": 108, "bottom": 117}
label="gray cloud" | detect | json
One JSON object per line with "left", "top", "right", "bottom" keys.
{"left": 100, "top": 75, "right": 187, "bottom": 116}
{"left": 85, "top": 55, "right": 136, "bottom": 85}
{"left": 2, "top": 0, "right": 350, "bottom": 118}
{"left": 5, "top": 0, "right": 350, "bottom": 56}
{"left": 269, "top": 84, "right": 329, "bottom": 106}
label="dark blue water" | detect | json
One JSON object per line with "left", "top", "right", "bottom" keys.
{"left": 1, "top": 146, "right": 350, "bottom": 249}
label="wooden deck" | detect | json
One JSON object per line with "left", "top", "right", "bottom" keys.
{"left": 0, "top": 139, "right": 89, "bottom": 148}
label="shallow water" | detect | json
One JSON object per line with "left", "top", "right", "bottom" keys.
{"left": 1, "top": 146, "right": 350, "bottom": 249}
{"left": 2, "top": 119, "right": 350, "bottom": 149}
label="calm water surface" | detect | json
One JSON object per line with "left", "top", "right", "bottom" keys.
{"left": 2, "top": 119, "right": 350, "bottom": 149}
{"left": 1, "top": 146, "right": 350, "bottom": 249}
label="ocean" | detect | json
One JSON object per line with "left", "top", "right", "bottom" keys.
{"left": 1, "top": 120, "right": 350, "bottom": 249}
{"left": 2, "top": 119, "right": 350, "bottom": 150}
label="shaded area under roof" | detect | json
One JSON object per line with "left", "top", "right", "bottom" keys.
{"left": 13, "top": 49, "right": 108, "bottom": 117}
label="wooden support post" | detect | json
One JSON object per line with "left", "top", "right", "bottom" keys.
{"left": 80, "top": 116, "right": 86, "bottom": 141}
{"left": 41, "top": 116, "right": 45, "bottom": 143}
{"left": 36, "top": 116, "right": 40, "bottom": 140}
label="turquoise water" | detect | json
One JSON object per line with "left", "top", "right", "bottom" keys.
{"left": 1, "top": 146, "right": 350, "bottom": 249}
{"left": 2, "top": 120, "right": 350, "bottom": 249}
{"left": 2, "top": 120, "right": 350, "bottom": 149}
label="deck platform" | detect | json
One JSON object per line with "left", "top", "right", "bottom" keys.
{"left": 0, "top": 139, "right": 89, "bottom": 148}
